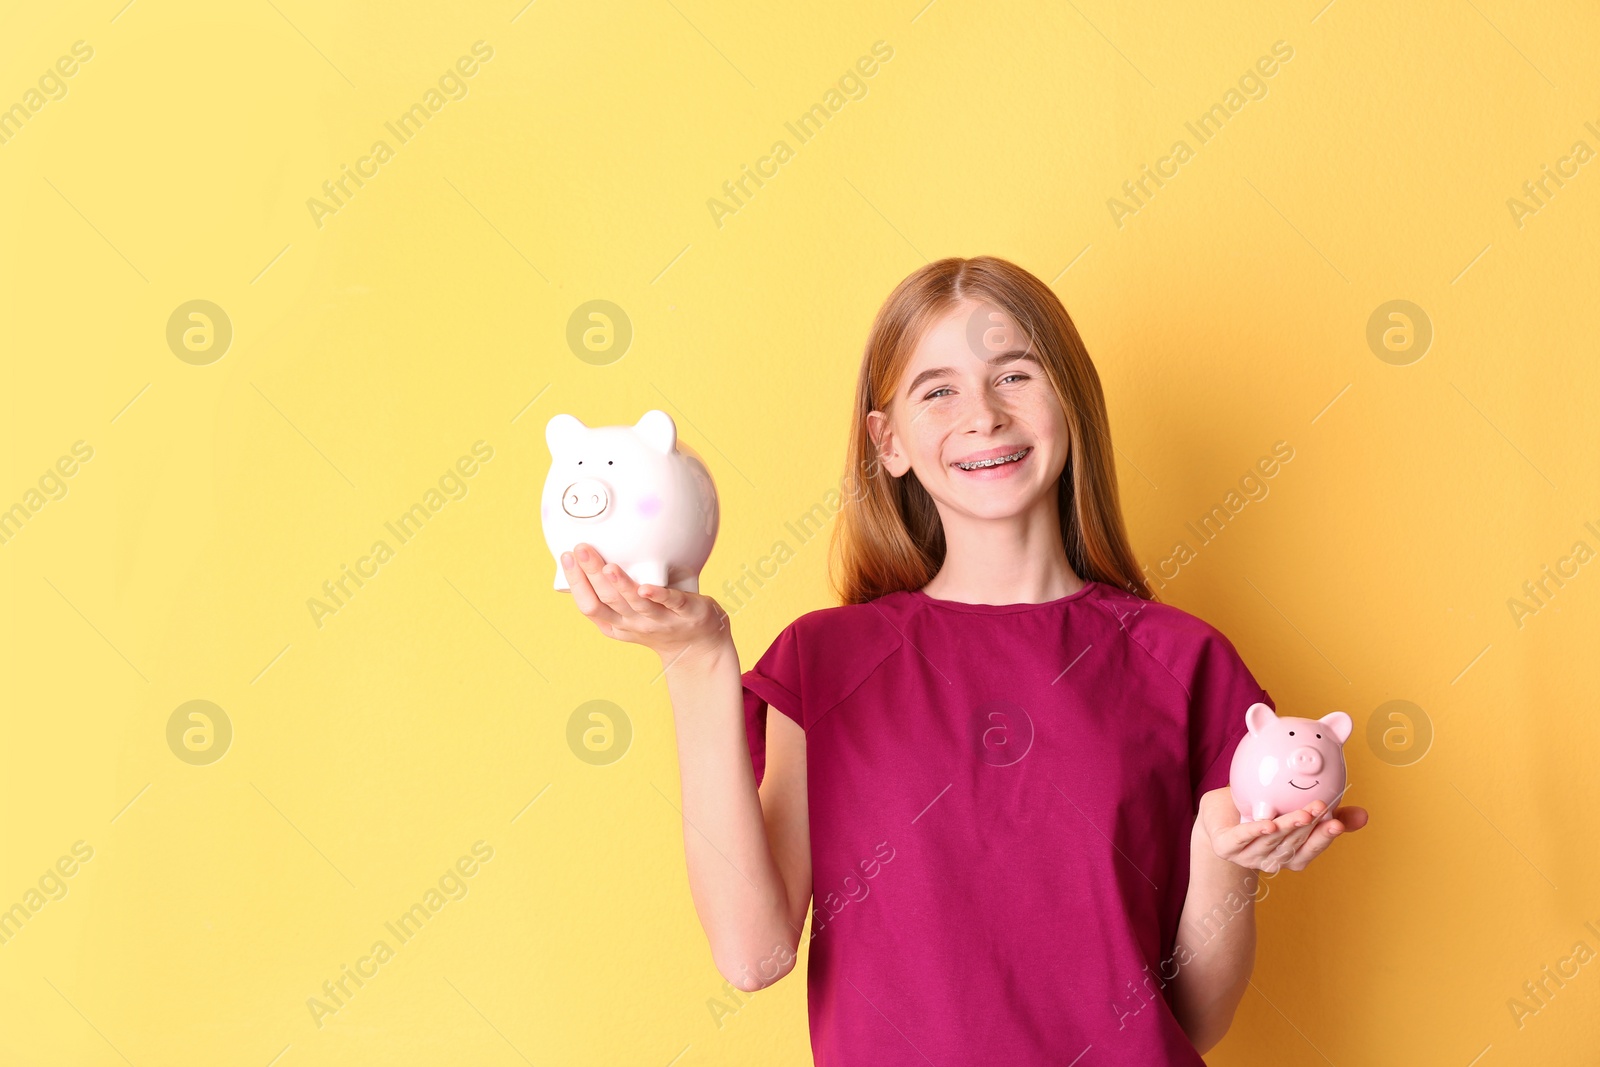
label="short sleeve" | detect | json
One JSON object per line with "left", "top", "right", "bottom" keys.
{"left": 1189, "top": 628, "right": 1275, "bottom": 810}
{"left": 741, "top": 621, "right": 806, "bottom": 788}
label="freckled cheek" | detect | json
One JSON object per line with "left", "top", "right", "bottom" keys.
{"left": 911, "top": 427, "right": 951, "bottom": 468}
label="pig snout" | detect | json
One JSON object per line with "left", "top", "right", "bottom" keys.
{"left": 1287, "top": 746, "right": 1324, "bottom": 775}
{"left": 561, "top": 479, "right": 610, "bottom": 519}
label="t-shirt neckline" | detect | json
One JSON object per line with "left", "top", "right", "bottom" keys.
{"left": 907, "top": 580, "right": 1100, "bottom": 614}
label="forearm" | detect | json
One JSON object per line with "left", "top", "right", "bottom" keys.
{"left": 661, "top": 638, "right": 795, "bottom": 988}
{"left": 1169, "top": 819, "right": 1259, "bottom": 1053}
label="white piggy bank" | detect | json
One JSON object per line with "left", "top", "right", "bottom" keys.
{"left": 541, "top": 409, "right": 719, "bottom": 593}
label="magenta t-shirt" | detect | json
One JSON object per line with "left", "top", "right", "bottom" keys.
{"left": 740, "top": 580, "right": 1273, "bottom": 1066}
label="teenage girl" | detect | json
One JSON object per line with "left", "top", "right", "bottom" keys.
{"left": 558, "top": 256, "right": 1368, "bottom": 1065}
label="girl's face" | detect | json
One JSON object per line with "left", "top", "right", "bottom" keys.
{"left": 867, "top": 298, "right": 1070, "bottom": 522}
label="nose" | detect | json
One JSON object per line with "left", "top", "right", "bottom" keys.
{"left": 561, "top": 479, "right": 610, "bottom": 519}
{"left": 960, "top": 385, "right": 1009, "bottom": 434}
{"left": 1287, "top": 746, "right": 1323, "bottom": 775}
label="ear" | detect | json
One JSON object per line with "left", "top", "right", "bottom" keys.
{"left": 634, "top": 409, "right": 677, "bottom": 455}
{"left": 545, "top": 413, "right": 586, "bottom": 455}
{"left": 1318, "top": 710, "right": 1353, "bottom": 744}
{"left": 1244, "top": 702, "right": 1277, "bottom": 735}
{"left": 866, "top": 410, "right": 909, "bottom": 477}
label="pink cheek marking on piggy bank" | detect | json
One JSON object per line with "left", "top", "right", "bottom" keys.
{"left": 636, "top": 495, "right": 663, "bottom": 519}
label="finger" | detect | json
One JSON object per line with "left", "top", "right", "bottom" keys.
{"left": 576, "top": 545, "right": 630, "bottom": 611}
{"left": 1269, "top": 829, "right": 1317, "bottom": 869}
{"left": 1331, "top": 806, "right": 1369, "bottom": 833}
{"left": 607, "top": 563, "right": 663, "bottom": 617}
{"left": 1233, "top": 828, "right": 1295, "bottom": 868}
{"left": 640, "top": 583, "right": 691, "bottom": 615}
{"left": 1266, "top": 802, "right": 1327, "bottom": 857}
{"left": 1209, "top": 807, "right": 1288, "bottom": 855}
{"left": 1277, "top": 804, "right": 1326, "bottom": 850}
{"left": 1217, "top": 817, "right": 1279, "bottom": 856}
{"left": 1283, "top": 818, "right": 1345, "bottom": 870}
{"left": 1271, "top": 800, "right": 1325, "bottom": 834}
{"left": 1231, "top": 806, "right": 1319, "bottom": 867}
{"left": 562, "top": 549, "right": 621, "bottom": 625}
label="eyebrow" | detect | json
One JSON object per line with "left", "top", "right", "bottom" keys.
{"left": 905, "top": 350, "right": 1041, "bottom": 399}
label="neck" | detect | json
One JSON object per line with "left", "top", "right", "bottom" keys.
{"left": 920, "top": 490, "right": 1084, "bottom": 605}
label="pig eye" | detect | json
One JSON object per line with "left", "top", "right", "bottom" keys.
{"left": 608, "top": 460, "right": 613, "bottom": 464}
{"left": 1316, "top": 733, "right": 1322, "bottom": 738}
{"left": 1288, "top": 730, "right": 1294, "bottom": 736}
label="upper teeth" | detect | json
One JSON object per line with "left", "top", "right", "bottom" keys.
{"left": 957, "top": 447, "right": 1029, "bottom": 470}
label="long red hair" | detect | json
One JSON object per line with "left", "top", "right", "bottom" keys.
{"left": 827, "top": 256, "right": 1154, "bottom": 606}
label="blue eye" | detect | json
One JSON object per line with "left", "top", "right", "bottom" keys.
{"left": 923, "top": 373, "right": 1028, "bottom": 401}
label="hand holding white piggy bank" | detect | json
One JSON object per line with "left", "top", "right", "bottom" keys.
{"left": 541, "top": 410, "right": 719, "bottom": 593}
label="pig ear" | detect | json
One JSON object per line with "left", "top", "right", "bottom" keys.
{"left": 1318, "top": 711, "right": 1353, "bottom": 744}
{"left": 1244, "top": 702, "right": 1277, "bottom": 735}
{"left": 634, "top": 409, "right": 677, "bottom": 455}
{"left": 545, "top": 413, "right": 586, "bottom": 455}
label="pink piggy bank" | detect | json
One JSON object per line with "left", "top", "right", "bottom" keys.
{"left": 1229, "top": 703, "right": 1352, "bottom": 824}
{"left": 542, "top": 409, "right": 719, "bottom": 593}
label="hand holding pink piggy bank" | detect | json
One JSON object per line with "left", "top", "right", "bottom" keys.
{"left": 541, "top": 409, "right": 719, "bottom": 593}
{"left": 1229, "top": 703, "right": 1352, "bottom": 825}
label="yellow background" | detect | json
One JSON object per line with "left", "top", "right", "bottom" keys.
{"left": 2, "top": 1, "right": 1597, "bottom": 1064}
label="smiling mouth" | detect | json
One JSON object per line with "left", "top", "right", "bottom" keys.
{"left": 1288, "top": 779, "right": 1319, "bottom": 790}
{"left": 953, "top": 446, "right": 1031, "bottom": 471}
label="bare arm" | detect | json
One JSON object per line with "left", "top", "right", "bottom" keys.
{"left": 661, "top": 638, "right": 811, "bottom": 989}
{"left": 1168, "top": 791, "right": 1258, "bottom": 1053}
{"left": 1174, "top": 786, "right": 1369, "bottom": 1053}
{"left": 561, "top": 544, "right": 811, "bottom": 991}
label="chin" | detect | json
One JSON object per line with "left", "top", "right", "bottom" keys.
{"left": 953, "top": 488, "right": 1045, "bottom": 519}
